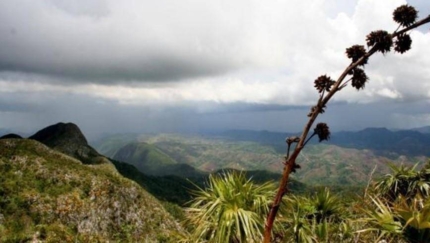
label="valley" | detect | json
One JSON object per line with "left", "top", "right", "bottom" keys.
{"left": 92, "top": 130, "right": 428, "bottom": 186}
{"left": 1, "top": 122, "right": 430, "bottom": 242}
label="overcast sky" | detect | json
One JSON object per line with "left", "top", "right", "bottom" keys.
{"left": 0, "top": 0, "right": 429, "bottom": 139}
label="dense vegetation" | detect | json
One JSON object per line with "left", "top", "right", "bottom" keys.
{"left": 2, "top": 121, "right": 430, "bottom": 242}
{"left": 0, "top": 139, "right": 181, "bottom": 242}
{"left": 182, "top": 165, "right": 430, "bottom": 242}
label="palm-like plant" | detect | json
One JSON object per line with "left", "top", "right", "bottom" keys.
{"left": 281, "top": 195, "right": 315, "bottom": 243}
{"left": 279, "top": 188, "right": 354, "bottom": 243}
{"left": 360, "top": 162, "right": 430, "bottom": 242}
{"left": 374, "top": 163, "right": 430, "bottom": 201}
{"left": 395, "top": 196, "right": 430, "bottom": 242}
{"left": 359, "top": 196, "right": 403, "bottom": 242}
{"left": 184, "top": 171, "right": 275, "bottom": 242}
{"left": 310, "top": 187, "right": 343, "bottom": 223}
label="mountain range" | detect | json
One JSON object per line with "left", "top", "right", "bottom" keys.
{"left": 1, "top": 122, "right": 304, "bottom": 241}
{"left": 92, "top": 128, "right": 430, "bottom": 186}
{"left": 1, "top": 122, "right": 430, "bottom": 241}
{"left": 210, "top": 127, "right": 430, "bottom": 157}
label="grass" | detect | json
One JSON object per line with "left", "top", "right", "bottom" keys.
{"left": 0, "top": 139, "right": 181, "bottom": 242}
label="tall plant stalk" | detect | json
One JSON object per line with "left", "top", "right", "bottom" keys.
{"left": 263, "top": 6, "right": 430, "bottom": 242}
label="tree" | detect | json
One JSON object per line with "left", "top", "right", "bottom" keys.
{"left": 264, "top": 5, "right": 430, "bottom": 242}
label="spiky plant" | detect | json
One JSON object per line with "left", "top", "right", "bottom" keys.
{"left": 375, "top": 163, "right": 430, "bottom": 201}
{"left": 184, "top": 171, "right": 275, "bottom": 242}
{"left": 359, "top": 161, "right": 430, "bottom": 242}
{"left": 278, "top": 189, "right": 355, "bottom": 243}
{"left": 310, "top": 187, "right": 344, "bottom": 223}
{"left": 359, "top": 197, "right": 403, "bottom": 242}
{"left": 395, "top": 196, "right": 430, "bottom": 242}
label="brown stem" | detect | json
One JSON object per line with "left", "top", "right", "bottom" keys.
{"left": 263, "top": 14, "right": 430, "bottom": 243}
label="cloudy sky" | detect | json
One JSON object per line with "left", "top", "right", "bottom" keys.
{"left": 0, "top": 0, "right": 429, "bottom": 139}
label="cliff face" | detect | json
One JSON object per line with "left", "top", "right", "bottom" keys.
{"left": 0, "top": 139, "right": 181, "bottom": 242}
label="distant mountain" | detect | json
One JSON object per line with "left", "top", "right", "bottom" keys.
{"left": 410, "top": 126, "right": 430, "bottom": 134}
{"left": 211, "top": 129, "right": 295, "bottom": 153}
{"left": 91, "top": 133, "right": 139, "bottom": 157}
{"left": 0, "top": 133, "right": 22, "bottom": 139}
{"left": 214, "top": 128, "right": 430, "bottom": 157}
{"left": 0, "top": 138, "right": 181, "bottom": 242}
{"left": 112, "top": 142, "right": 205, "bottom": 176}
{"left": 29, "top": 122, "right": 109, "bottom": 165}
{"left": 97, "top": 132, "right": 426, "bottom": 186}
{"left": 0, "top": 128, "right": 13, "bottom": 137}
{"left": 295, "top": 143, "right": 425, "bottom": 185}
{"left": 330, "top": 128, "right": 430, "bottom": 157}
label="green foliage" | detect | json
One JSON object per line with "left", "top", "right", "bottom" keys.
{"left": 375, "top": 162, "right": 430, "bottom": 200}
{"left": 0, "top": 139, "right": 181, "bottom": 242}
{"left": 184, "top": 171, "right": 275, "bottom": 242}
{"left": 360, "top": 161, "right": 430, "bottom": 242}
{"left": 279, "top": 188, "right": 355, "bottom": 243}
{"left": 112, "top": 142, "right": 178, "bottom": 175}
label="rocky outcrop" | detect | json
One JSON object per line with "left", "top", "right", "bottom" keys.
{"left": 29, "top": 122, "right": 108, "bottom": 165}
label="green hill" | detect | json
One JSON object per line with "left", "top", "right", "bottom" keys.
{"left": 96, "top": 133, "right": 426, "bottom": 187}
{"left": 295, "top": 144, "right": 425, "bottom": 186}
{"left": 112, "top": 142, "right": 178, "bottom": 176}
{"left": 0, "top": 139, "right": 181, "bottom": 242}
{"left": 92, "top": 133, "right": 139, "bottom": 158}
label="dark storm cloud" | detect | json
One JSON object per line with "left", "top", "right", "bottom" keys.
{"left": 0, "top": 0, "right": 249, "bottom": 83}
{"left": 187, "top": 102, "right": 307, "bottom": 114}
{"left": 0, "top": 100, "right": 34, "bottom": 112}
{"left": 3, "top": 88, "right": 429, "bottom": 141}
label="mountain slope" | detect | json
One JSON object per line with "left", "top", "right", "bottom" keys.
{"left": 112, "top": 142, "right": 205, "bottom": 177}
{"left": 330, "top": 128, "right": 430, "bottom": 157}
{"left": 410, "top": 126, "right": 430, "bottom": 134}
{"left": 29, "top": 122, "right": 107, "bottom": 165}
{"left": 216, "top": 128, "right": 430, "bottom": 157}
{"left": 106, "top": 133, "right": 425, "bottom": 186}
{"left": 112, "top": 142, "right": 178, "bottom": 175}
{"left": 92, "top": 133, "right": 139, "bottom": 157}
{"left": 0, "top": 139, "right": 181, "bottom": 242}
{"left": 0, "top": 133, "right": 22, "bottom": 139}
{"left": 295, "top": 144, "right": 425, "bottom": 185}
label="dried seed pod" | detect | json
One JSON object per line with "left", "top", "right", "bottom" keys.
{"left": 346, "top": 45, "right": 368, "bottom": 65}
{"left": 393, "top": 5, "right": 418, "bottom": 27}
{"left": 314, "top": 123, "right": 330, "bottom": 142}
{"left": 351, "top": 68, "right": 369, "bottom": 90}
{"left": 314, "top": 75, "right": 335, "bottom": 93}
{"left": 366, "top": 30, "right": 393, "bottom": 54}
{"left": 394, "top": 34, "right": 412, "bottom": 54}
{"left": 307, "top": 104, "right": 326, "bottom": 117}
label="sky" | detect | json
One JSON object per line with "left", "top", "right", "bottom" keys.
{"left": 0, "top": 0, "right": 429, "bottom": 140}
